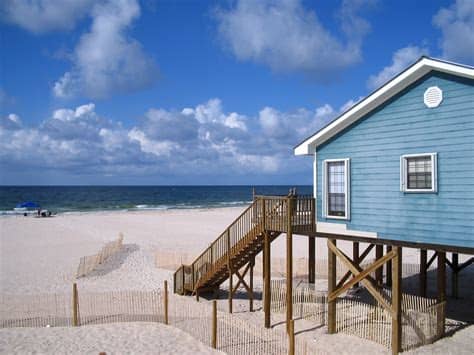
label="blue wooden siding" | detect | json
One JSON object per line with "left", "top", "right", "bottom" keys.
{"left": 316, "top": 72, "right": 474, "bottom": 249}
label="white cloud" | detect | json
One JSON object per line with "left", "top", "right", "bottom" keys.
{"left": 53, "top": 0, "right": 158, "bottom": 99}
{"left": 1, "top": 0, "right": 93, "bottom": 33}
{"left": 367, "top": 46, "right": 429, "bottom": 90}
{"left": 0, "top": 113, "right": 22, "bottom": 130}
{"left": 433, "top": 0, "right": 474, "bottom": 63}
{"left": 214, "top": 0, "right": 371, "bottom": 79}
{"left": 0, "top": 99, "right": 339, "bottom": 182}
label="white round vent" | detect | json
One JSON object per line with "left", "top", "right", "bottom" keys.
{"left": 424, "top": 86, "right": 443, "bottom": 108}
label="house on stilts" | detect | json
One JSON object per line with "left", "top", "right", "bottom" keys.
{"left": 174, "top": 56, "right": 474, "bottom": 354}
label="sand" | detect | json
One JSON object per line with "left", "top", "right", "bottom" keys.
{"left": 0, "top": 322, "right": 222, "bottom": 354}
{"left": 0, "top": 207, "right": 472, "bottom": 354}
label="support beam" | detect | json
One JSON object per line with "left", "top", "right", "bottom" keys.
{"left": 391, "top": 246, "right": 402, "bottom": 355}
{"left": 437, "top": 251, "right": 446, "bottom": 337}
{"left": 375, "top": 245, "right": 383, "bottom": 286}
{"left": 286, "top": 197, "right": 294, "bottom": 333}
{"left": 386, "top": 245, "right": 392, "bottom": 287}
{"left": 308, "top": 237, "right": 315, "bottom": 284}
{"left": 249, "top": 258, "right": 254, "bottom": 312}
{"left": 228, "top": 268, "right": 233, "bottom": 314}
{"left": 420, "top": 249, "right": 427, "bottom": 297}
{"left": 353, "top": 242, "right": 359, "bottom": 288}
{"left": 451, "top": 253, "right": 458, "bottom": 298}
{"left": 328, "top": 239, "right": 337, "bottom": 334}
{"left": 264, "top": 231, "right": 271, "bottom": 328}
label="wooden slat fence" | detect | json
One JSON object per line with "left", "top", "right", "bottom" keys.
{"left": 76, "top": 234, "right": 124, "bottom": 278}
{"left": 0, "top": 286, "right": 316, "bottom": 354}
{"left": 270, "top": 280, "right": 445, "bottom": 351}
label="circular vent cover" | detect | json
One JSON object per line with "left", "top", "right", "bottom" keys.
{"left": 424, "top": 86, "right": 443, "bottom": 108}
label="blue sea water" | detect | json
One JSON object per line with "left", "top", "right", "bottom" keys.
{"left": 0, "top": 186, "right": 312, "bottom": 215}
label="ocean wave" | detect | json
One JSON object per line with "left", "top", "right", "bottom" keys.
{"left": 0, "top": 200, "right": 252, "bottom": 216}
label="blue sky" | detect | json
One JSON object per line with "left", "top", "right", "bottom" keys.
{"left": 1, "top": 0, "right": 473, "bottom": 185}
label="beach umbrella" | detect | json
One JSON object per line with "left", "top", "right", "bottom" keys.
{"left": 16, "top": 201, "right": 40, "bottom": 209}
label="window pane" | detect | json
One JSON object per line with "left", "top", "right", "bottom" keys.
{"left": 407, "top": 156, "right": 432, "bottom": 189}
{"left": 327, "top": 161, "right": 345, "bottom": 217}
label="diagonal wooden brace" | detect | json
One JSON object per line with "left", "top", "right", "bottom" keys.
{"left": 232, "top": 262, "right": 252, "bottom": 296}
{"left": 327, "top": 240, "right": 394, "bottom": 316}
{"left": 337, "top": 243, "right": 375, "bottom": 289}
{"left": 330, "top": 249, "right": 396, "bottom": 301}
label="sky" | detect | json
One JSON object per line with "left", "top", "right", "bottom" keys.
{"left": 0, "top": 0, "right": 473, "bottom": 185}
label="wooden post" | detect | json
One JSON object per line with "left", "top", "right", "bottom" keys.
{"left": 164, "top": 280, "right": 169, "bottom": 325}
{"left": 386, "top": 245, "right": 392, "bottom": 287}
{"left": 288, "top": 319, "right": 295, "bottom": 355}
{"left": 452, "top": 253, "right": 459, "bottom": 298}
{"left": 286, "top": 197, "right": 293, "bottom": 333}
{"left": 262, "top": 199, "right": 266, "bottom": 284}
{"left": 249, "top": 258, "right": 254, "bottom": 312}
{"left": 182, "top": 266, "right": 185, "bottom": 295}
{"left": 227, "top": 228, "right": 233, "bottom": 314}
{"left": 212, "top": 300, "right": 217, "bottom": 349}
{"left": 353, "top": 242, "right": 359, "bottom": 288}
{"left": 328, "top": 239, "right": 336, "bottom": 334}
{"left": 72, "top": 283, "right": 79, "bottom": 327}
{"left": 308, "top": 237, "right": 315, "bottom": 284}
{"left": 437, "top": 251, "right": 446, "bottom": 337}
{"left": 264, "top": 231, "right": 271, "bottom": 328}
{"left": 420, "top": 249, "right": 427, "bottom": 297}
{"left": 375, "top": 244, "right": 383, "bottom": 286}
{"left": 391, "top": 246, "right": 402, "bottom": 355}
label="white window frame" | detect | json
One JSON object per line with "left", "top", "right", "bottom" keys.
{"left": 400, "top": 153, "right": 437, "bottom": 193}
{"left": 322, "top": 158, "right": 350, "bottom": 220}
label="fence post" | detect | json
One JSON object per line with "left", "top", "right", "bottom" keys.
{"left": 212, "top": 300, "right": 217, "bottom": 349}
{"left": 288, "top": 319, "right": 295, "bottom": 355}
{"left": 164, "top": 280, "right": 169, "bottom": 325}
{"left": 72, "top": 283, "right": 79, "bottom": 326}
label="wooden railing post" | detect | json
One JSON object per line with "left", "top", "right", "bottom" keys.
{"left": 72, "top": 283, "right": 79, "bottom": 326}
{"left": 286, "top": 197, "right": 293, "bottom": 333}
{"left": 288, "top": 319, "right": 295, "bottom": 355}
{"left": 212, "top": 300, "right": 217, "bottom": 349}
{"left": 227, "top": 228, "right": 233, "bottom": 313}
{"left": 437, "top": 251, "right": 446, "bottom": 337}
{"left": 420, "top": 249, "right": 427, "bottom": 297}
{"left": 182, "top": 265, "right": 185, "bottom": 295}
{"left": 391, "top": 246, "right": 402, "bottom": 355}
{"left": 264, "top": 230, "right": 271, "bottom": 328}
{"left": 328, "top": 239, "right": 336, "bottom": 334}
{"left": 164, "top": 280, "right": 169, "bottom": 325}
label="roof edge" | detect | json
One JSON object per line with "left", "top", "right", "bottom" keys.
{"left": 294, "top": 56, "right": 474, "bottom": 156}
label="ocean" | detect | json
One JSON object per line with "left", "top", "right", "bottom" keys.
{"left": 0, "top": 185, "right": 312, "bottom": 215}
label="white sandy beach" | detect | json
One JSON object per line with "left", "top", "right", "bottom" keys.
{"left": 0, "top": 208, "right": 472, "bottom": 354}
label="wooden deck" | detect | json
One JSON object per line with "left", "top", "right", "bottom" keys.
{"left": 173, "top": 195, "right": 315, "bottom": 296}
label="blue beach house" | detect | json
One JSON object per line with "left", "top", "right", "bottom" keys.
{"left": 295, "top": 57, "right": 474, "bottom": 253}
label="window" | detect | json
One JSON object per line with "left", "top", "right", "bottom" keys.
{"left": 400, "top": 153, "right": 437, "bottom": 193}
{"left": 323, "top": 159, "right": 350, "bottom": 219}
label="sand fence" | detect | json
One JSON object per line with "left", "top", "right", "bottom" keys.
{"left": 270, "top": 280, "right": 445, "bottom": 351}
{"left": 0, "top": 283, "right": 314, "bottom": 355}
{"left": 76, "top": 234, "right": 124, "bottom": 278}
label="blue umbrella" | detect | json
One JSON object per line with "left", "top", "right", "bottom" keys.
{"left": 16, "top": 201, "right": 40, "bottom": 209}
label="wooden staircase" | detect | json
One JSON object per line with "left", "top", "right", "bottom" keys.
{"left": 173, "top": 195, "right": 315, "bottom": 297}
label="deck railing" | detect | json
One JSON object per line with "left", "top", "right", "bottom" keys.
{"left": 174, "top": 195, "right": 315, "bottom": 295}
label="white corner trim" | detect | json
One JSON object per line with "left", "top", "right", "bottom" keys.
{"left": 294, "top": 57, "right": 474, "bottom": 156}
{"left": 316, "top": 222, "right": 378, "bottom": 238}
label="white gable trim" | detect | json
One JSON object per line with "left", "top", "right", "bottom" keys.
{"left": 294, "top": 57, "right": 474, "bottom": 156}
